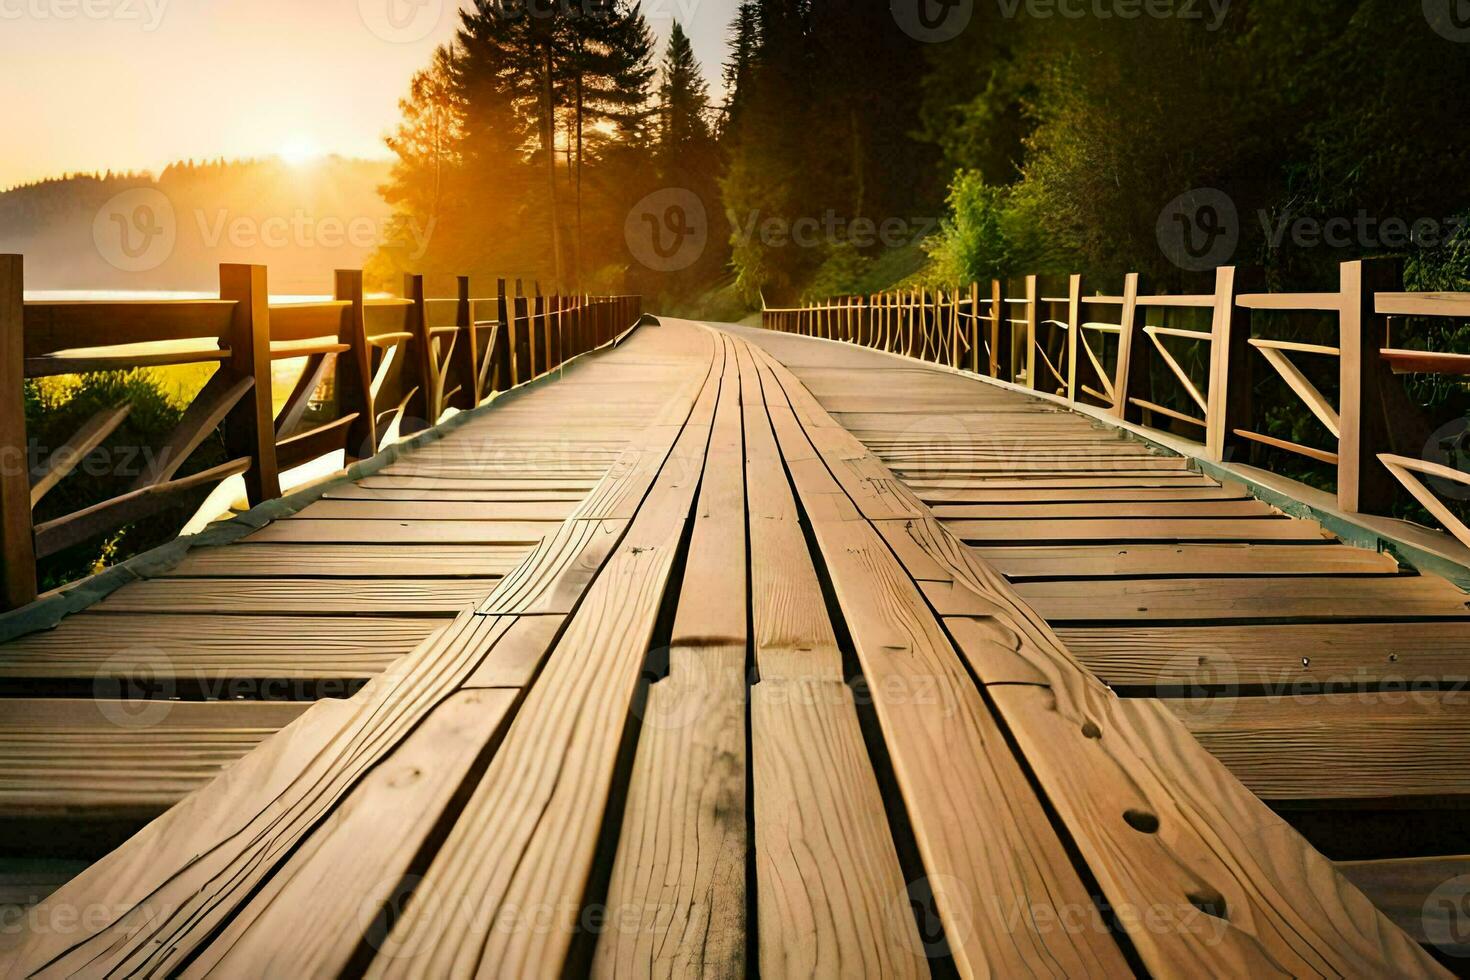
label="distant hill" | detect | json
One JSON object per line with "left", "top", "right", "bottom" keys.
{"left": 0, "top": 157, "right": 394, "bottom": 296}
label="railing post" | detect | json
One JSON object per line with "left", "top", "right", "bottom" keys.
{"left": 1110, "top": 272, "right": 1142, "bottom": 418}
{"left": 219, "top": 263, "right": 280, "bottom": 504}
{"left": 0, "top": 255, "right": 37, "bottom": 611}
{"left": 493, "top": 278, "right": 514, "bottom": 393}
{"left": 403, "top": 273, "right": 436, "bottom": 426}
{"left": 1023, "top": 274, "right": 1039, "bottom": 389}
{"left": 988, "top": 280, "right": 1002, "bottom": 378}
{"left": 334, "top": 269, "right": 377, "bottom": 459}
{"left": 1204, "top": 266, "right": 1241, "bottom": 461}
{"left": 1065, "top": 274, "right": 1082, "bottom": 402}
{"left": 1339, "top": 258, "right": 1404, "bottom": 514}
{"left": 452, "top": 274, "right": 479, "bottom": 408}
{"left": 512, "top": 280, "right": 530, "bottom": 383}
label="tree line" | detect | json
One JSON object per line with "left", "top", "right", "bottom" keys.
{"left": 378, "top": 0, "right": 1470, "bottom": 313}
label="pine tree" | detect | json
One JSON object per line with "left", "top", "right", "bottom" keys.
{"left": 657, "top": 23, "right": 713, "bottom": 162}
{"left": 720, "top": 1, "right": 760, "bottom": 136}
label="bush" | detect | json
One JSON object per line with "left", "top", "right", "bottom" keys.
{"left": 25, "top": 370, "right": 227, "bottom": 591}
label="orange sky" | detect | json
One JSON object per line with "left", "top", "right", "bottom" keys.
{"left": 1, "top": 0, "right": 730, "bottom": 190}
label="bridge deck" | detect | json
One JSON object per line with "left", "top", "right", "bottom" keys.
{"left": 0, "top": 318, "right": 1462, "bottom": 975}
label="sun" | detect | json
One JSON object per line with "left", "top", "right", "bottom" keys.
{"left": 278, "top": 137, "right": 325, "bottom": 167}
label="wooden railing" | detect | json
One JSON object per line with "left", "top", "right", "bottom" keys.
{"left": 764, "top": 260, "right": 1470, "bottom": 548}
{"left": 0, "top": 254, "right": 641, "bottom": 611}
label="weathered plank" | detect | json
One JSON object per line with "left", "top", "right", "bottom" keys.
{"left": 975, "top": 543, "right": 1400, "bottom": 579}
{"left": 746, "top": 334, "right": 1445, "bottom": 977}
{"left": 373, "top": 332, "right": 724, "bottom": 977}
{"left": 946, "top": 516, "right": 1333, "bottom": 543}
{"left": 1058, "top": 621, "right": 1470, "bottom": 689}
{"left": 94, "top": 577, "right": 499, "bottom": 615}
{"left": 0, "top": 699, "right": 308, "bottom": 820}
{"left": 594, "top": 333, "right": 747, "bottom": 978}
{"left": 1164, "top": 691, "right": 1470, "bottom": 802}
{"left": 165, "top": 543, "right": 529, "bottom": 578}
{"left": 1011, "top": 576, "right": 1470, "bottom": 622}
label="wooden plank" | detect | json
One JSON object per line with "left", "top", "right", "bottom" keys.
{"left": 594, "top": 334, "right": 748, "bottom": 978}
{"left": 179, "top": 689, "right": 518, "bottom": 978}
{"left": 920, "top": 485, "right": 1246, "bottom": 503}
{"left": 21, "top": 300, "right": 236, "bottom": 356}
{"left": 754, "top": 348, "right": 1132, "bottom": 976}
{"left": 94, "top": 577, "right": 499, "bottom": 616}
{"left": 745, "top": 334, "right": 1445, "bottom": 976}
{"left": 974, "top": 543, "right": 1401, "bottom": 579}
{"left": 750, "top": 680, "right": 924, "bottom": 978}
{"left": 933, "top": 499, "right": 1273, "bottom": 520}
{"left": 1164, "top": 692, "right": 1470, "bottom": 803}
{"left": 372, "top": 332, "right": 725, "bottom": 977}
{"left": 5, "top": 609, "right": 577, "bottom": 974}
{"left": 0, "top": 613, "right": 439, "bottom": 687}
{"left": 33, "top": 457, "right": 251, "bottom": 558}
{"left": 1057, "top": 621, "right": 1470, "bottom": 690}
{"left": 946, "top": 516, "right": 1333, "bottom": 543}
{"left": 323, "top": 484, "right": 587, "bottom": 503}
{"left": 275, "top": 412, "right": 358, "bottom": 470}
{"left": 165, "top": 543, "right": 529, "bottom": 578}
{"left": 0, "top": 699, "right": 309, "bottom": 820}
{"left": 293, "top": 498, "right": 577, "bottom": 522}
{"left": 245, "top": 519, "right": 558, "bottom": 545}
{"left": 1009, "top": 575, "right": 1470, "bottom": 623}
{"left": 1338, "top": 855, "right": 1470, "bottom": 953}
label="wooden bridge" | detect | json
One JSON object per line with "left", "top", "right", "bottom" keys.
{"left": 1, "top": 261, "right": 1470, "bottom": 976}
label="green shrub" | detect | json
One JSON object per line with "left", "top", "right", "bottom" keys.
{"left": 25, "top": 370, "right": 227, "bottom": 591}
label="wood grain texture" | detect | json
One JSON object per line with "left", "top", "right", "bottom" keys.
{"left": 743, "top": 332, "right": 1446, "bottom": 977}
{"left": 94, "top": 577, "right": 500, "bottom": 615}
{"left": 165, "top": 543, "right": 530, "bottom": 578}
{"left": 0, "top": 699, "right": 307, "bottom": 819}
{"left": 1164, "top": 691, "right": 1470, "bottom": 802}
{"left": 179, "top": 689, "right": 517, "bottom": 978}
{"left": 370, "top": 328, "right": 722, "bottom": 978}
{"left": 595, "top": 335, "right": 747, "bottom": 978}
{"left": 0, "top": 614, "right": 440, "bottom": 682}
{"left": 1057, "top": 621, "right": 1470, "bottom": 689}
{"left": 945, "top": 516, "right": 1333, "bottom": 543}
{"left": 1010, "top": 575, "right": 1470, "bottom": 622}
{"left": 246, "top": 519, "right": 558, "bottom": 545}
{"left": 975, "top": 543, "right": 1400, "bottom": 579}
{"left": 756, "top": 352, "right": 1131, "bottom": 977}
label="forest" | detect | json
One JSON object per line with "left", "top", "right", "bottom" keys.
{"left": 376, "top": 0, "right": 1470, "bottom": 315}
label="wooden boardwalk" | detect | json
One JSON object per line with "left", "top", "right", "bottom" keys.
{"left": 0, "top": 317, "right": 1464, "bottom": 976}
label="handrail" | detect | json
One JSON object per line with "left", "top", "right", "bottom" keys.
{"left": 762, "top": 260, "right": 1470, "bottom": 549}
{"left": 0, "top": 254, "right": 643, "bottom": 611}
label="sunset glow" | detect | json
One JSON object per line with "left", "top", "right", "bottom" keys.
{"left": 0, "top": 0, "right": 730, "bottom": 190}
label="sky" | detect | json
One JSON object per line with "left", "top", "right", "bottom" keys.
{"left": 0, "top": 0, "right": 736, "bottom": 190}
